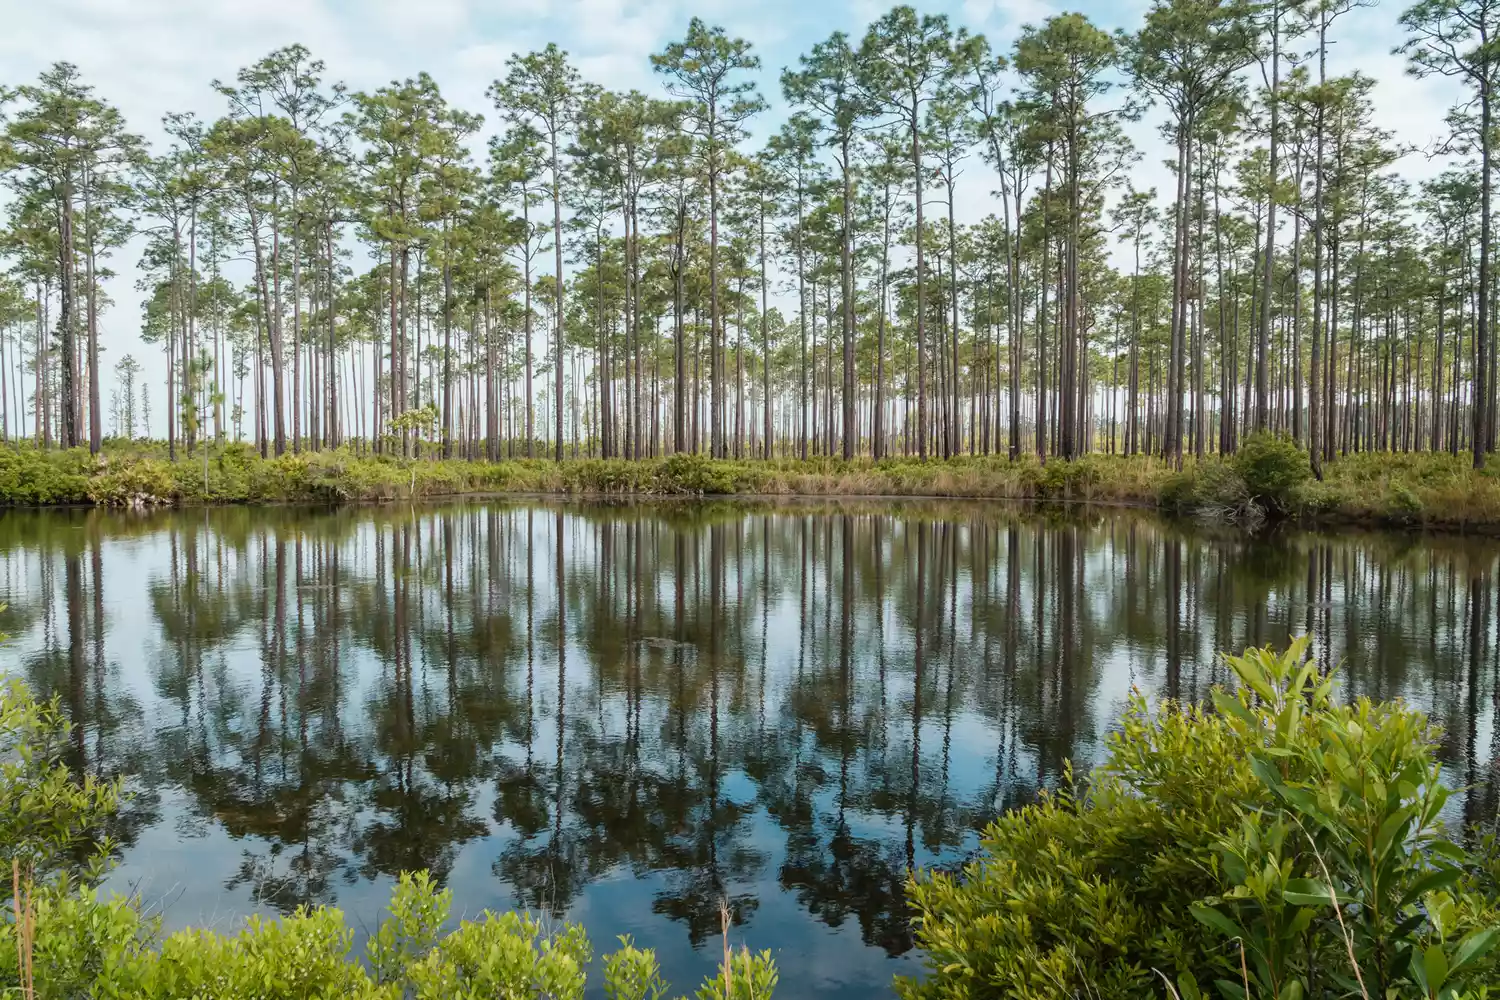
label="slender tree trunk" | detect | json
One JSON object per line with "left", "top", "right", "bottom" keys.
{"left": 551, "top": 132, "right": 565, "bottom": 462}
{"left": 1257, "top": 5, "right": 1280, "bottom": 433}
{"left": 57, "top": 182, "right": 78, "bottom": 450}
{"left": 947, "top": 171, "right": 962, "bottom": 460}
{"left": 911, "top": 101, "right": 928, "bottom": 460}
{"left": 1478, "top": 75, "right": 1493, "bottom": 469}
{"left": 878, "top": 177, "right": 893, "bottom": 460}
{"left": 841, "top": 138, "right": 856, "bottom": 459}
{"left": 84, "top": 177, "right": 102, "bottom": 455}
{"left": 761, "top": 196, "right": 773, "bottom": 459}
{"left": 673, "top": 203, "right": 686, "bottom": 454}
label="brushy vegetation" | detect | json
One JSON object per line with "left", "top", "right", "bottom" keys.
{"left": 899, "top": 638, "right": 1500, "bottom": 1000}
{"left": 0, "top": 679, "right": 777, "bottom": 1000}
{"left": 3, "top": 436, "right": 1500, "bottom": 530}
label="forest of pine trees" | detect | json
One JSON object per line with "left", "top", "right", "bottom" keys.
{"left": 2, "top": 0, "right": 1498, "bottom": 470}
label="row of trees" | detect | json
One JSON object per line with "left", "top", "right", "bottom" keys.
{"left": 2, "top": 0, "right": 1499, "bottom": 468}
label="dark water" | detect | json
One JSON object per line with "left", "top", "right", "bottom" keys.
{"left": 2, "top": 499, "right": 1499, "bottom": 996}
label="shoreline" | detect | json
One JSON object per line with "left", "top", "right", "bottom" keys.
{"left": 2, "top": 444, "right": 1498, "bottom": 534}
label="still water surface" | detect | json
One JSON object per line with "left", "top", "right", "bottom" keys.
{"left": 1, "top": 500, "right": 1498, "bottom": 996}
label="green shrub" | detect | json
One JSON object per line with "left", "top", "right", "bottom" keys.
{"left": 87, "top": 458, "right": 177, "bottom": 506}
{"left": 0, "top": 679, "right": 779, "bottom": 1000}
{"left": 899, "top": 639, "right": 1500, "bottom": 1000}
{"left": 0, "top": 681, "right": 121, "bottom": 888}
{"left": 1232, "top": 432, "right": 1311, "bottom": 515}
{"left": 1191, "top": 461, "right": 1258, "bottom": 521}
{"left": 653, "top": 453, "right": 750, "bottom": 495}
{"left": 1156, "top": 467, "right": 1200, "bottom": 512}
{"left": 0, "top": 449, "right": 92, "bottom": 505}
{"left": 1292, "top": 477, "right": 1343, "bottom": 516}
{"left": 4, "top": 871, "right": 776, "bottom": 1000}
{"left": 1018, "top": 457, "right": 1099, "bottom": 499}
{"left": 1384, "top": 481, "right": 1425, "bottom": 522}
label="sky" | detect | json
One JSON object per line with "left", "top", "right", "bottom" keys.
{"left": 0, "top": 0, "right": 1467, "bottom": 434}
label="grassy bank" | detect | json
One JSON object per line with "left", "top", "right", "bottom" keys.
{"left": 3, "top": 437, "right": 1500, "bottom": 530}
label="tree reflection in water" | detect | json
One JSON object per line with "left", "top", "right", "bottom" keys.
{"left": 0, "top": 500, "right": 1497, "bottom": 997}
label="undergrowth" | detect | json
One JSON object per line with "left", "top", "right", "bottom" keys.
{"left": 0, "top": 437, "right": 1498, "bottom": 530}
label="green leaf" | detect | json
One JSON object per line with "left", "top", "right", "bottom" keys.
{"left": 1249, "top": 756, "right": 1285, "bottom": 793}
{"left": 1424, "top": 943, "right": 1449, "bottom": 992}
{"left": 1450, "top": 927, "right": 1500, "bottom": 976}
{"left": 1374, "top": 808, "right": 1414, "bottom": 860}
{"left": 1214, "top": 979, "right": 1248, "bottom": 1000}
{"left": 1430, "top": 840, "right": 1468, "bottom": 862}
{"left": 1283, "top": 879, "right": 1348, "bottom": 907}
{"left": 1213, "top": 690, "right": 1260, "bottom": 728}
{"left": 1275, "top": 785, "right": 1321, "bottom": 817}
{"left": 1191, "top": 904, "right": 1244, "bottom": 942}
{"left": 1399, "top": 866, "right": 1462, "bottom": 909}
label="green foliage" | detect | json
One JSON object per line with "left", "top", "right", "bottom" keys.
{"left": 1195, "top": 641, "right": 1500, "bottom": 1000}
{"left": 900, "top": 638, "right": 1500, "bottom": 1000}
{"left": 401, "top": 909, "right": 590, "bottom": 1000}
{"left": 1187, "top": 461, "right": 1260, "bottom": 524}
{"left": 0, "top": 681, "right": 121, "bottom": 889}
{"left": 367, "top": 870, "right": 451, "bottom": 990}
{"left": 604, "top": 937, "right": 672, "bottom": 1000}
{"left": 1384, "top": 480, "right": 1425, "bottom": 521}
{"left": 1020, "top": 456, "right": 1102, "bottom": 499}
{"left": 87, "top": 458, "right": 177, "bottom": 505}
{"left": 4, "top": 875, "right": 776, "bottom": 1000}
{"left": 4, "top": 881, "right": 157, "bottom": 1000}
{"left": 0, "top": 449, "right": 92, "bottom": 505}
{"left": 11, "top": 444, "right": 1500, "bottom": 532}
{"left": 650, "top": 453, "right": 765, "bottom": 495}
{"left": 1231, "top": 432, "right": 1311, "bottom": 515}
{"left": 1291, "top": 477, "right": 1343, "bottom": 516}
{"left": 693, "top": 947, "right": 779, "bottom": 1000}
{"left": 1157, "top": 467, "right": 1200, "bottom": 512}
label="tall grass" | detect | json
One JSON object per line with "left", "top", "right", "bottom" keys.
{"left": 2, "top": 440, "right": 1499, "bottom": 530}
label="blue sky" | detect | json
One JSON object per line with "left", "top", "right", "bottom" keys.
{"left": 0, "top": 0, "right": 1463, "bottom": 426}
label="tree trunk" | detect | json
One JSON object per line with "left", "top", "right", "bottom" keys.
{"left": 1257, "top": 4, "right": 1280, "bottom": 434}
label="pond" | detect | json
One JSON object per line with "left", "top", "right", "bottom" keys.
{"left": 0, "top": 499, "right": 1497, "bottom": 997}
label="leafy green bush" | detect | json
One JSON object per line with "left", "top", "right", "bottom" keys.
{"left": 900, "top": 639, "right": 1500, "bottom": 1000}
{"left": 1384, "top": 481, "right": 1425, "bottom": 521}
{"left": 1156, "top": 467, "right": 1200, "bottom": 512}
{"left": 4, "top": 869, "right": 777, "bottom": 1000}
{"left": 87, "top": 458, "right": 177, "bottom": 505}
{"left": 1232, "top": 432, "right": 1311, "bottom": 515}
{"left": 1190, "top": 461, "right": 1259, "bottom": 523}
{"left": 0, "top": 449, "right": 92, "bottom": 505}
{"left": 0, "top": 679, "right": 779, "bottom": 1000}
{"left": 0, "top": 681, "right": 121, "bottom": 888}
{"left": 1019, "top": 457, "right": 1100, "bottom": 499}
{"left": 1291, "top": 477, "right": 1343, "bottom": 516}
{"left": 653, "top": 453, "right": 756, "bottom": 495}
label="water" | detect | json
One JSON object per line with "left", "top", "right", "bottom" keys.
{"left": 1, "top": 499, "right": 1498, "bottom": 997}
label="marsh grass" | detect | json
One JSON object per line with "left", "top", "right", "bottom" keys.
{"left": 3, "top": 439, "right": 1500, "bottom": 530}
